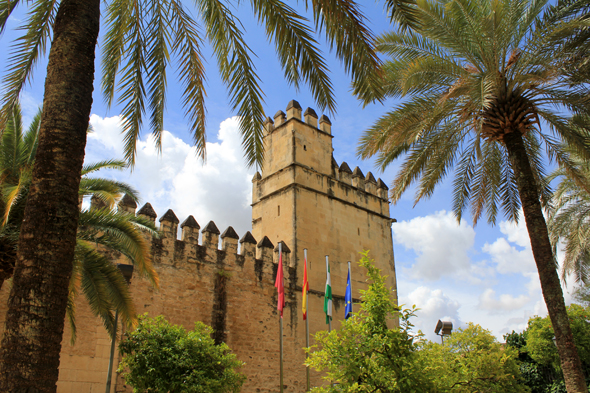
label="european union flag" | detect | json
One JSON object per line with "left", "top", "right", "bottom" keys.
{"left": 345, "top": 264, "right": 353, "bottom": 319}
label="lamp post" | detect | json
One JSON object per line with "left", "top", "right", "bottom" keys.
{"left": 434, "top": 320, "right": 453, "bottom": 344}
{"left": 105, "top": 264, "right": 134, "bottom": 393}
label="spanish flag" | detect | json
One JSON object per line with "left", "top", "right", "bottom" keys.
{"left": 302, "top": 250, "right": 309, "bottom": 320}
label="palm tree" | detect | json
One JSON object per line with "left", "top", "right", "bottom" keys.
{"left": 0, "top": 102, "right": 158, "bottom": 342}
{"left": 0, "top": 1, "right": 385, "bottom": 391}
{"left": 547, "top": 147, "right": 590, "bottom": 285}
{"left": 357, "top": 0, "right": 590, "bottom": 391}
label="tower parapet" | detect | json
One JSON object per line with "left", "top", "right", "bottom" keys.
{"left": 251, "top": 100, "right": 397, "bottom": 313}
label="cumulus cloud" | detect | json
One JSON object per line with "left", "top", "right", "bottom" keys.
{"left": 482, "top": 217, "right": 536, "bottom": 275}
{"left": 86, "top": 115, "right": 254, "bottom": 238}
{"left": 402, "top": 286, "right": 462, "bottom": 341}
{"left": 482, "top": 237, "right": 536, "bottom": 275}
{"left": 478, "top": 288, "right": 530, "bottom": 313}
{"left": 392, "top": 211, "right": 476, "bottom": 281}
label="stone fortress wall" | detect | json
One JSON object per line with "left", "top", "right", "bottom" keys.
{"left": 0, "top": 101, "right": 398, "bottom": 393}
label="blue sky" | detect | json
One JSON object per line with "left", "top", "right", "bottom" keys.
{"left": 1, "top": 1, "right": 580, "bottom": 342}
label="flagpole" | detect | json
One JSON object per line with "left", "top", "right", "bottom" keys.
{"left": 280, "top": 317, "right": 284, "bottom": 393}
{"left": 348, "top": 260, "right": 352, "bottom": 316}
{"left": 279, "top": 242, "right": 284, "bottom": 393}
{"left": 303, "top": 248, "right": 311, "bottom": 392}
{"left": 326, "top": 255, "right": 331, "bottom": 332}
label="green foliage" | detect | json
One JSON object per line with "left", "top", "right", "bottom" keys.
{"left": 0, "top": 102, "right": 158, "bottom": 342}
{"left": 306, "top": 251, "right": 436, "bottom": 392}
{"left": 118, "top": 315, "right": 245, "bottom": 393}
{"left": 419, "top": 323, "right": 529, "bottom": 393}
{"left": 525, "top": 304, "right": 590, "bottom": 372}
{"left": 547, "top": 146, "right": 590, "bottom": 284}
{"left": 504, "top": 304, "right": 590, "bottom": 392}
{"left": 307, "top": 251, "right": 528, "bottom": 392}
{"left": 572, "top": 286, "right": 590, "bottom": 308}
{"left": 542, "top": 0, "right": 590, "bottom": 84}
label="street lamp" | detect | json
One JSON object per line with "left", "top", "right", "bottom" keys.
{"left": 105, "top": 264, "right": 134, "bottom": 393}
{"left": 435, "top": 320, "right": 453, "bottom": 344}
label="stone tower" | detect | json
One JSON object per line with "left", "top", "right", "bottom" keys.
{"left": 252, "top": 100, "right": 397, "bottom": 327}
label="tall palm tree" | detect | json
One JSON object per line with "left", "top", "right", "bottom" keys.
{"left": 547, "top": 147, "right": 590, "bottom": 286}
{"left": 0, "top": 102, "right": 158, "bottom": 342}
{"left": 0, "top": 1, "right": 385, "bottom": 391}
{"left": 357, "top": 0, "right": 590, "bottom": 391}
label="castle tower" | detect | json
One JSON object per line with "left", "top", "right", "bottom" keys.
{"left": 252, "top": 100, "right": 397, "bottom": 327}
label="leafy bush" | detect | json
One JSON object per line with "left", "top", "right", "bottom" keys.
{"left": 118, "top": 315, "right": 245, "bottom": 393}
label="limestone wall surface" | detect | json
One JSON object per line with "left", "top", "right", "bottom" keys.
{"left": 0, "top": 213, "right": 330, "bottom": 393}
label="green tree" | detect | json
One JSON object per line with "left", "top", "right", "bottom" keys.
{"left": 505, "top": 304, "right": 590, "bottom": 392}
{"left": 420, "top": 323, "right": 529, "bottom": 392}
{"left": 306, "top": 251, "right": 436, "bottom": 392}
{"left": 356, "top": 0, "right": 590, "bottom": 390}
{"left": 525, "top": 304, "right": 590, "bottom": 379}
{"left": 118, "top": 315, "right": 245, "bottom": 393}
{"left": 504, "top": 330, "right": 559, "bottom": 393}
{"left": 0, "top": 1, "right": 385, "bottom": 391}
{"left": 0, "top": 102, "right": 158, "bottom": 341}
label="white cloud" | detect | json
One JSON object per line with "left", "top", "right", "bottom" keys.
{"left": 482, "top": 237, "right": 536, "bottom": 275}
{"left": 478, "top": 288, "right": 530, "bottom": 313}
{"left": 402, "top": 286, "right": 462, "bottom": 341}
{"left": 392, "top": 211, "right": 476, "bottom": 281}
{"left": 482, "top": 216, "right": 536, "bottom": 275}
{"left": 86, "top": 115, "right": 254, "bottom": 239}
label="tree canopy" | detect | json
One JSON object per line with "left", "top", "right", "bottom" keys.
{"left": 118, "top": 315, "right": 245, "bottom": 393}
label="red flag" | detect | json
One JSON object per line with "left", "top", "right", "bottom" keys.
{"left": 302, "top": 252, "right": 309, "bottom": 320}
{"left": 275, "top": 242, "right": 285, "bottom": 317}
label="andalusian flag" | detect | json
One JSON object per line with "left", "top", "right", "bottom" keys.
{"left": 275, "top": 242, "right": 285, "bottom": 317}
{"left": 324, "top": 256, "right": 332, "bottom": 324}
{"left": 302, "top": 250, "right": 309, "bottom": 320}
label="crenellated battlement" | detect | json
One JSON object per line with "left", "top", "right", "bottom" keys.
{"left": 110, "top": 199, "right": 295, "bottom": 286}
{"left": 253, "top": 100, "right": 390, "bottom": 222}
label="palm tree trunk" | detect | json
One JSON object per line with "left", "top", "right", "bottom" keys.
{"left": 0, "top": 0, "right": 100, "bottom": 391}
{"left": 504, "top": 131, "right": 588, "bottom": 393}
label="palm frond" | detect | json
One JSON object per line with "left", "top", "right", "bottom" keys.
{"left": 117, "top": 0, "right": 147, "bottom": 166}
{"left": 383, "top": 0, "right": 421, "bottom": 31}
{"left": 144, "top": 0, "right": 171, "bottom": 153}
{"left": 169, "top": 0, "right": 207, "bottom": 158}
{"left": 75, "top": 241, "right": 138, "bottom": 336}
{"left": 81, "top": 160, "right": 127, "bottom": 176}
{"left": 0, "top": 0, "right": 57, "bottom": 130}
{"left": 309, "top": 0, "right": 382, "bottom": 106}
{"left": 77, "top": 209, "right": 158, "bottom": 288}
{"left": 101, "top": 0, "right": 132, "bottom": 109}
{"left": 0, "top": 0, "right": 20, "bottom": 34}
{"left": 252, "top": 0, "right": 335, "bottom": 113}
{"left": 198, "top": 0, "right": 265, "bottom": 168}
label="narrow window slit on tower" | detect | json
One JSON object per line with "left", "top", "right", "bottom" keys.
{"left": 358, "top": 228, "right": 360, "bottom": 236}
{"left": 278, "top": 205, "right": 280, "bottom": 216}
{"left": 303, "top": 145, "right": 307, "bottom": 151}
